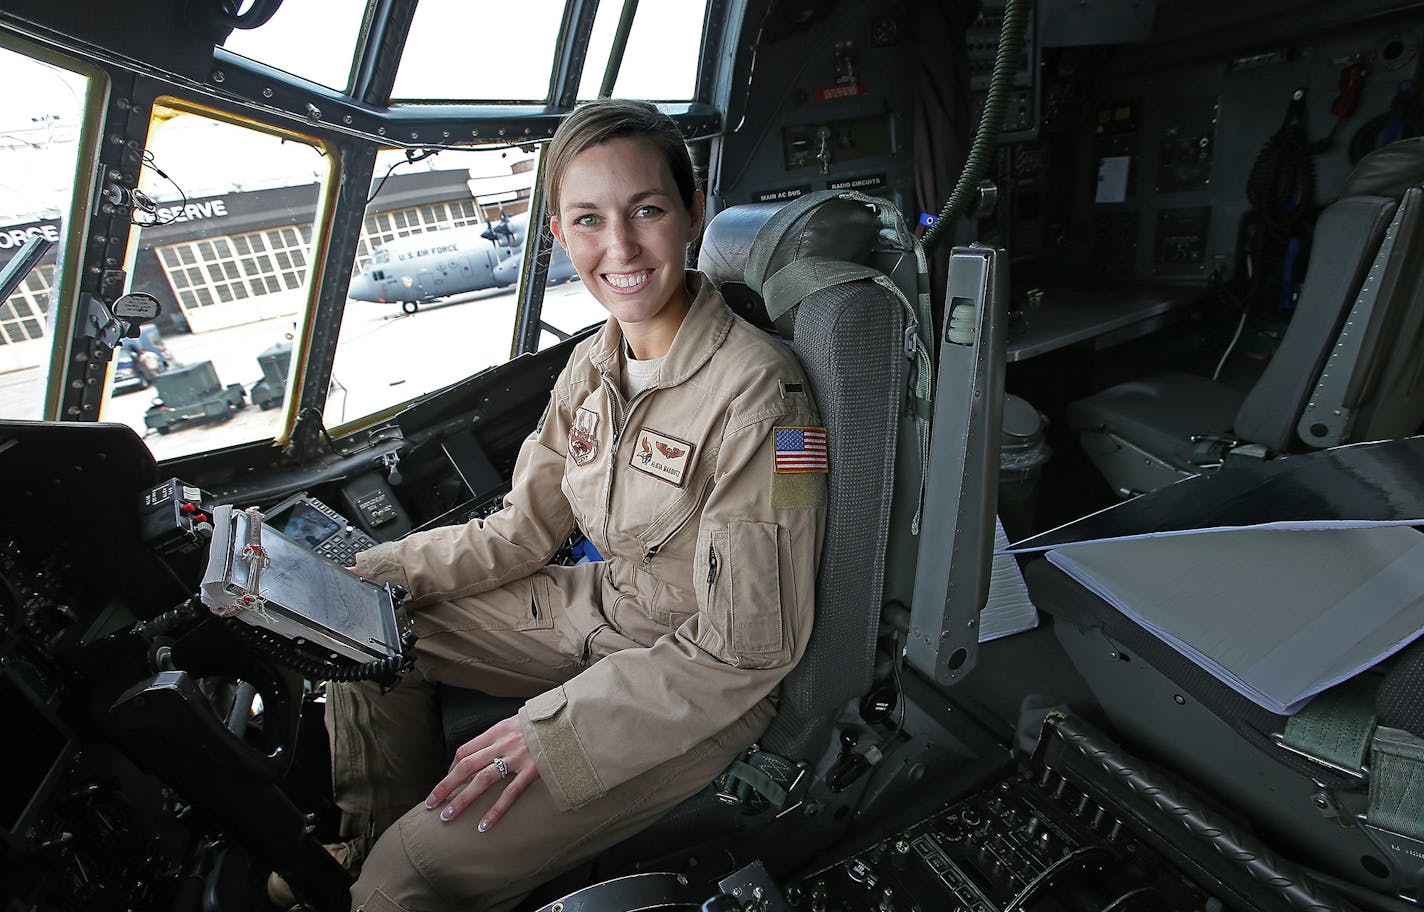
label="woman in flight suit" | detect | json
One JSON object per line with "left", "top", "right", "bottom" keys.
{"left": 316, "top": 100, "right": 827, "bottom": 912}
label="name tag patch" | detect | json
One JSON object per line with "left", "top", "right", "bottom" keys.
{"left": 569, "top": 407, "right": 600, "bottom": 465}
{"left": 630, "top": 427, "right": 695, "bottom": 486}
{"left": 774, "top": 426, "right": 829, "bottom": 473}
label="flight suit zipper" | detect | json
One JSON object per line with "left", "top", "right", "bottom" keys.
{"left": 579, "top": 623, "right": 611, "bottom": 666}
{"left": 642, "top": 473, "right": 716, "bottom": 567}
{"left": 599, "top": 372, "right": 653, "bottom": 544}
{"left": 706, "top": 543, "right": 720, "bottom": 603}
{"left": 599, "top": 375, "right": 625, "bottom": 544}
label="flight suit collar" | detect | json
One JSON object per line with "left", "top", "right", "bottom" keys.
{"left": 588, "top": 272, "right": 734, "bottom": 392}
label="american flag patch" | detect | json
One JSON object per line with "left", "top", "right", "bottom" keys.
{"left": 774, "top": 426, "right": 828, "bottom": 473}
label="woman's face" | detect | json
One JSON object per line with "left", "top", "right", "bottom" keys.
{"left": 550, "top": 136, "right": 704, "bottom": 338}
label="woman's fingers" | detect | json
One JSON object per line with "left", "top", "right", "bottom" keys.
{"left": 424, "top": 743, "right": 491, "bottom": 811}
{"left": 477, "top": 764, "right": 541, "bottom": 832}
{"left": 425, "top": 717, "right": 538, "bottom": 825}
{"left": 433, "top": 759, "right": 506, "bottom": 822}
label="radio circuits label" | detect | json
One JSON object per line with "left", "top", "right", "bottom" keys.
{"left": 828, "top": 174, "right": 886, "bottom": 191}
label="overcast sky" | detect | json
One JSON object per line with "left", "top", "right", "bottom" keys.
{"left": 0, "top": 1, "right": 705, "bottom": 225}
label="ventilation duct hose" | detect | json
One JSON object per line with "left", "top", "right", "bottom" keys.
{"left": 922, "top": 0, "right": 1031, "bottom": 251}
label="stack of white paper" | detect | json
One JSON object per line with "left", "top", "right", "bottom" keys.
{"left": 1046, "top": 526, "right": 1424, "bottom": 715}
{"left": 982, "top": 518, "right": 1038, "bottom": 642}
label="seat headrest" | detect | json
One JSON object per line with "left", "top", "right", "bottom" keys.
{"left": 1342, "top": 137, "right": 1424, "bottom": 199}
{"left": 697, "top": 197, "right": 882, "bottom": 330}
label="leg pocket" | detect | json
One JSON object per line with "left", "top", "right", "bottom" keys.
{"left": 356, "top": 887, "right": 410, "bottom": 912}
{"left": 416, "top": 575, "right": 556, "bottom": 636}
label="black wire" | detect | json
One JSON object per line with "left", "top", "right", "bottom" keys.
{"left": 1099, "top": 886, "right": 1161, "bottom": 912}
{"left": 367, "top": 148, "right": 439, "bottom": 205}
{"left": 296, "top": 407, "right": 340, "bottom": 454}
{"left": 888, "top": 631, "right": 908, "bottom": 745}
{"left": 1002, "top": 846, "right": 1114, "bottom": 912}
{"left": 220, "top": 616, "right": 414, "bottom": 685}
{"left": 1236, "top": 93, "right": 1319, "bottom": 319}
{"left": 130, "top": 150, "right": 190, "bottom": 227}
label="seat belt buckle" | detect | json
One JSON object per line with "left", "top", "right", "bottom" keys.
{"left": 1187, "top": 433, "right": 1240, "bottom": 467}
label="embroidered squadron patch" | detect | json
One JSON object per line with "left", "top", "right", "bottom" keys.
{"left": 569, "top": 407, "right": 600, "bottom": 465}
{"left": 773, "top": 426, "right": 829, "bottom": 473}
{"left": 629, "top": 427, "right": 695, "bottom": 486}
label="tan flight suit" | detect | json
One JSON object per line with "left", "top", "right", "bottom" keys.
{"left": 335, "top": 274, "right": 826, "bottom": 911}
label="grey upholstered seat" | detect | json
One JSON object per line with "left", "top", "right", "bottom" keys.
{"left": 446, "top": 195, "right": 925, "bottom": 889}
{"left": 1070, "top": 138, "right": 1424, "bottom": 496}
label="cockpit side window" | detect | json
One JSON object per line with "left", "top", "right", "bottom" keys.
{"left": 325, "top": 146, "right": 603, "bottom": 432}
{"left": 101, "top": 102, "right": 330, "bottom": 460}
{"left": 0, "top": 42, "right": 96, "bottom": 422}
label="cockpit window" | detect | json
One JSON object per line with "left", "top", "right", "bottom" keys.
{"left": 392, "top": 0, "right": 568, "bottom": 102}
{"left": 103, "top": 104, "right": 329, "bottom": 460}
{"left": 326, "top": 146, "right": 603, "bottom": 432}
{"left": 0, "top": 46, "right": 90, "bottom": 422}
{"left": 220, "top": 0, "right": 369, "bottom": 93}
{"left": 576, "top": 0, "right": 708, "bottom": 101}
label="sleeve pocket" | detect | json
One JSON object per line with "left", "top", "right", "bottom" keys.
{"left": 524, "top": 685, "right": 568, "bottom": 721}
{"left": 727, "top": 520, "right": 790, "bottom": 668}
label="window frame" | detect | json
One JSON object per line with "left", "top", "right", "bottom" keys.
{"left": 113, "top": 94, "right": 343, "bottom": 447}
{"left": 0, "top": 33, "right": 109, "bottom": 421}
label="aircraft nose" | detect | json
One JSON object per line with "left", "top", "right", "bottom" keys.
{"left": 349, "top": 272, "right": 378, "bottom": 301}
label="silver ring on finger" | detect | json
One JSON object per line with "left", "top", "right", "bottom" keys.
{"left": 492, "top": 756, "right": 510, "bottom": 780}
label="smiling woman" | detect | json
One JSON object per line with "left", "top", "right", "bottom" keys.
{"left": 550, "top": 136, "right": 704, "bottom": 359}
{"left": 318, "top": 100, "right": 827, "bottom": 912}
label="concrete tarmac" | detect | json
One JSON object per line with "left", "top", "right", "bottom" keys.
{"left": 0, "top": 282, "right": 604, "bottom": 462}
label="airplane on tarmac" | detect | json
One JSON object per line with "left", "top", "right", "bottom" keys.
{"left": 348, "top": 211, "right": 577, "bottom": 312}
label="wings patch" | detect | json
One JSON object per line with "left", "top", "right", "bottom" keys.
{"left": 629, "top": 426, "right": 696, "bottom": 486}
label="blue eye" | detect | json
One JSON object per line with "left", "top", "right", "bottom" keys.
{"left": 574, "top": 214, "right": 600, "bottom": 227}
{"left": 634, "top": 205, "right": 663, "bottom": 218}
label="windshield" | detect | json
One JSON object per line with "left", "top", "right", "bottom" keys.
{"left": 3, "top": 0, "right": 713, "bottom": 460}
{"left": 0, "top": 45, "right": 90, "bottom": 422}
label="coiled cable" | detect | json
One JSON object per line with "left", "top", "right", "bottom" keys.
{"left": 220, "top": 615, "right": 416, "bottom": 685}
{"left": 1247, "top": 90, "right": 1317, "bottom": 236}
{"left": 922, "top": 0, "right": 1031, "bottom": 250}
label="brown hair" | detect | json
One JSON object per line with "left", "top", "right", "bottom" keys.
{"left": 544, "top": 100, "right": 698, "bottom": 214}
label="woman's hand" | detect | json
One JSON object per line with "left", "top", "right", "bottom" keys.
{"left": 425, "top": 716, "right": 540, "bottom": 832}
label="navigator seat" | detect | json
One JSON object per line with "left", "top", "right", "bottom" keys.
{"left": 1068, "top": 138, "right": 1424, "bottom": 496}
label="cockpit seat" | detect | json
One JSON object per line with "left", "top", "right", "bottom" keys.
{"left": 1069, "top": 137, "right": 1424, "bottom": 496}
{"left": 593, "top": 191, "right": 922, "bottom": 871}
{"left": 443, "top": 192, "right": 925, "bottom": 888}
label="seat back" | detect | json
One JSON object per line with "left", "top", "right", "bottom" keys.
{"left": 699, "top": 192, "right": 930, "bottom": 763}
{"left": 1296, "top": 185, "right": 1424, "bottom": 447}
{"left": 1235, "top": 137, "right": 1424, "bottom": 452}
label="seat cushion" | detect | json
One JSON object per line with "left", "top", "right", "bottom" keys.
{"left": 1067, "top": 371, "right": 1245, "bottom": 469}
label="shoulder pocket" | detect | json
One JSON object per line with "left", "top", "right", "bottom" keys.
{"left": 699, "top": 521, "right": 790, "bottom": 668}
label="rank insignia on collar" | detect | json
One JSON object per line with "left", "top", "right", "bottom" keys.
{"left": 629, "top": 427, "right": 695, "bottom": 486}
{"left": 569, "top": 407, "right": 599, "bottom": 465}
